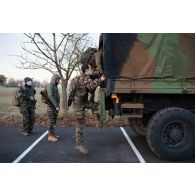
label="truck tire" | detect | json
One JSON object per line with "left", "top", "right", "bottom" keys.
{"left": 146, "top": 107, "right": 195, "bottom": 161}
{"left": 131, "top": 119, "right": 147, "bottom": 136}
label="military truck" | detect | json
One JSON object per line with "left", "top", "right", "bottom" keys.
{"left": 99, "top": 33, "right": 195, "bottom": 161}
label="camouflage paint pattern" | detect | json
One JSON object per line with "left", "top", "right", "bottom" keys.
{"left": 72, "top": 74, "right": 102, "bottom": 145}
{"left": 47, "top": 104, "right": 58, "bottom": 135}
{"left": 103, "top": 33, "right": 195, "bottom": 94}
{"left": 20, "top": 85, "right": 36, "bottom": 133}
{"left": 20, "top": 105, "right": 35, "bottom": 133}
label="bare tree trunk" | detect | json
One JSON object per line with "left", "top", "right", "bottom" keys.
{"left": 61, "top": 78, "right": 68, "bottom": 114}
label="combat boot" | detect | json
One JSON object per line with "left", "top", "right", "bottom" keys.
{"left": 54, "top": 134, "right": 60, "bottom": 139}
{"left": 52, "top": 126, "right": 60, "bottom": 138}
{"left": 75, "top": 128, "right": 88, "bottom": 154}
{"left": 22, "top": 132, "right": 30, "bottom": 136}
{"left": 48, "top": 134, "right": 59, "bottom": 142}
{"left": 75, "top": 144, "right": 88, "bottom": 154}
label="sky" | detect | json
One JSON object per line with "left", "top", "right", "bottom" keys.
{"left": 0, "top": 33, "right": 99, "bottom": 82}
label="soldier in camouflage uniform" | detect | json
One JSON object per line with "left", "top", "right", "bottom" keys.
{"left": 72, "top": 64, "right": 105, "bottom": 154}
{"left": 46, "top": 74, "right": 61, "bottom": 142}
{"left": 20, "top": 77, "right": 36, "bottom": 136}
{"left": 81, "top": 46, "right": 104, "bottom": 120}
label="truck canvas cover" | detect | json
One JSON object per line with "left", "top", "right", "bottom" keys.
{"left": 103, "top": 33, "right": 195, "bottom": 94}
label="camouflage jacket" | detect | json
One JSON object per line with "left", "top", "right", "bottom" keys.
{"left": 73, "top": 74, "right": 102, "bottom": 105}
{"left": 46, "top": 74, "right": 60, "bottom": 108}
{"left": 20, "top": 85, "right": 36, "bottom": 108}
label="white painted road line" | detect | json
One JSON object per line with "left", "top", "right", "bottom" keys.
{"left": 13, "top": 131, "right": 49, "bottom": 163}
{"left": 120, "top": 127, "right": 146, "bottom": 163}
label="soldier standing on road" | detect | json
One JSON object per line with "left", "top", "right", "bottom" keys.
{"left": 72, "top": 64, "right": 105, "bottom": 154}
{"left": 20, "top": 77, "right": 36, "bottom": 136}
{"left": 46, "top": 74, "right": 61, "bottom": 142}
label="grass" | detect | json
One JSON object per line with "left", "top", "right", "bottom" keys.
{"left": 0, "top": 87, "right": 129, "bottom": 127}
{"left": 0, "top": 87, "right": 47, "bottom": 114}
{"left": 0, "top": 87, "right": 90, "bottom": 125}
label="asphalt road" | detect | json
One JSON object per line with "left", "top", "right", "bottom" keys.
{"left": 0, "top": 125, "right": 195, "bottom": 163}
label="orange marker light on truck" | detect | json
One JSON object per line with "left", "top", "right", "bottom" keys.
{"left": 111, "top": 95, "right": 117, "bottom": 99}
{"left": 111, "top": 94, "right": 119, "bottom": 104}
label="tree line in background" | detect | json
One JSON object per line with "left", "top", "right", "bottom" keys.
{"left": 0, "top": 74, "right": 7, "bottom": 86}
{"left": 0, "top": 74, "right": 48, "bottom": 88}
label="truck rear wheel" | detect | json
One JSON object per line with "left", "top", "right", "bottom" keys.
{"left": 146, "top": 107, "right": 195, "bottom": 161}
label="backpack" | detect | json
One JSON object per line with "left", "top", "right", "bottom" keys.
{"left": 67, "top": 76, "right": 80, "bottom": 107}
{"left": 40, "top": 88, "right": 49, "bottom": 104}
{"left": 80, "top": 47, "right": 97, "bottom": 65}
{"left": 13, "top": 87, "right": 24, "bottom": 107}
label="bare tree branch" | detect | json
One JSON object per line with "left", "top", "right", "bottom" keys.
{"left": 36, "top": 33, "right": 54, "bottom": 52}
{"left": 56, "top": 33, "right": 68, "bottom": 51}
{"left": 18, "top": 33, "right": 95, "bottom": 111}
{"left": 29, "top": 33, "right": 56, "bottom": 64}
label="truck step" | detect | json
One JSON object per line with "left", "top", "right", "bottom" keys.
{"left": 121, "top": 103, "right": 144, "bottom": 109}
{"left": 122, "top": 114, "right": 143, "bottom": 118}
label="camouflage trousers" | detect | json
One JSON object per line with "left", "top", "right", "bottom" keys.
{"left": 20, "top": 105, "right": 35, "bottom": 133}
{"left": 89, "top": 87, "right": 100, "bottom": 114}
{"left": 75, "top": 111, "right": 85, "bottom": 145}
{"left": 73, "top": 100, "right": 100, "bottom": 145}
{"left": 47, "top": 105, "right": 58, "bottom": 135}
